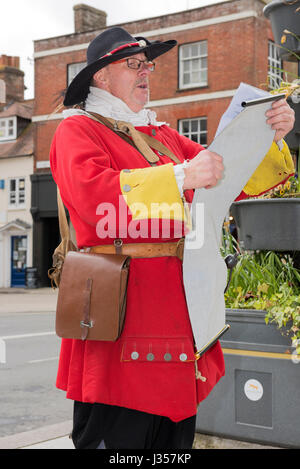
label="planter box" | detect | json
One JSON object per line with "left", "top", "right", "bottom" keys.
{"left": 231, "top": 198, "right": 300, "bottom": 251}
{"left": 196, "top": 309, "right": 300, "bottom": 448}
{"left": 264, "top": 0, "right": 300, "bottom": 61}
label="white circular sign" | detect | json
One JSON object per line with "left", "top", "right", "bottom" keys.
{"left": 244, "top": 379, "right": 264, "bottom": 401}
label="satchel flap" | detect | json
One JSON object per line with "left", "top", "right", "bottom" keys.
{"left": 56, "top": 251, "right": 130, "bottom": 341}
{"left": 120, "top": 337, "right": 195, "bottom": 363}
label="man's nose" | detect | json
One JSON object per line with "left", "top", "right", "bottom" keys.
{"left": 138, "top": 63, "right": 152, "bottom": 75}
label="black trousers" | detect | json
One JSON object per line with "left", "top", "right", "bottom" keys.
{"left": 72, "top": 401, "right": 196, "bottom": 450}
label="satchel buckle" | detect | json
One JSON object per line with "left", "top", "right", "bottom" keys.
{"left": 80, "top": 320, "right": 94, "bottom": 329}
{"left": 114, "top": 238, "right": 123, "bottom": 254}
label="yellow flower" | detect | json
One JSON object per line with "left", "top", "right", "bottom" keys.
{"left": 281, "top": 35, "right": 287, "bottom": 44}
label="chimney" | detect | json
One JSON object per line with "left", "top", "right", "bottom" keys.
{"left": 0, "top": 55, "right": 24, "bottom": 102}
{"left": 74, "top": 4, "right": 107, "bottom": 33}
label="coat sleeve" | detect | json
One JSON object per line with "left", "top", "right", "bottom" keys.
{"left": 237, "top": 140, "right": 295, "bottom": 200}
{"left": 50, "top": 116, "right": 187, "bottom": 231}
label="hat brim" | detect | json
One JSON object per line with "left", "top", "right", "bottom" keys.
{"left": 63, "top": 40, "right": 177, "bottom": 106}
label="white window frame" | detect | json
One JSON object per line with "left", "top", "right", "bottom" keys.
{"left": 67, "top": 62, "right": 87, "bottom": 85}
{"left": 0, "top": 116, "right": 17, "bottom": 142}
{"left": 179, "top": 117, "right": 208, "bottom": 147}
{"left": 268, "top": 40, "right": 283, "bottom": 90}
{"left": 179, "top": 41, "right": 208, "bottom": 89}
{"left": 8, "top": 177, "right": 26, "bottom": 209}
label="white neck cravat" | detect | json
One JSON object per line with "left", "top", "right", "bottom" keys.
{"left": 85, "top": 87, "right": 166, "bottom": 127}
{"left": 63, "top": 87, "right": 166, "bottom": 126}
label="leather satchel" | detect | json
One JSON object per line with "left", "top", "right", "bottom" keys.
{"left": 49, "top": 188, "right": 130, "bottom": 341}
{"left": 56, "top": 250, "right": 130, "bottom": 341}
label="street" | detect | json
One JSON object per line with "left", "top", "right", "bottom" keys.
{"left": 0, "top": 307, "right": 73, "bottom": 438}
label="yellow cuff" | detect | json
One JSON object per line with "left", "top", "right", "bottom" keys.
{"left": 120, "top": 164, "right": 187, "bottom": 223}
{"left": 243, "top": 140, "right": 295, "bottom": 196}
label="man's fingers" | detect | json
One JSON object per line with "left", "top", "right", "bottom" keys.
{"left": 270, "top": 98, "right": 287, "bottom": 109}
{"left": 265, "top": 101, "right": 295, "bottom": 142}
{"left": 211, "top": 152, "right": 223, "bottom": 162}
{"left": 267, "top": 113, "right": 293, "bottom": 125}
{"left": 266, "top": 100, "right": 295, "bottom": 120}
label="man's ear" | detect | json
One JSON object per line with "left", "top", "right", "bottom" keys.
{"left": 93, "top": 68, "right": 108, "bottom": 89}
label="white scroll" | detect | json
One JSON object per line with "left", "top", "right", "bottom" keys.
{"left": 183, "top": 83, "right": 281, "bottom": 355}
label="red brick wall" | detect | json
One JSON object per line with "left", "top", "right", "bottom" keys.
{"left": 33, "top": 0, "right": 274, "bottom": 168}
{"left": 151, "top": 97, "right": 233, "bottom": 143}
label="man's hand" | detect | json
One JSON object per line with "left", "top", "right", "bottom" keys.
{"left": 182, "top": 150, "right": 224, "bottom": 191}
{"left": 266, "top": 98, "right": 295, "bottom": 143}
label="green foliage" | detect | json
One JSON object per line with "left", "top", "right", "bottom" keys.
{"left": 221, "top": 229, "right": 300, "bottom": 347}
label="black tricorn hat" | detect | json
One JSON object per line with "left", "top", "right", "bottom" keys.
{"left": 64, "top": 26, "right": 177, "bottom": 106}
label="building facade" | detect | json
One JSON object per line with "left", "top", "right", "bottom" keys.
{"left": 0, "top": 56, "right": 34, "bottom": 288}
{"left": 32, "top": 0, "right": 295, "bottom": 286}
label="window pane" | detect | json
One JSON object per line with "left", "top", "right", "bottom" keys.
{"left": 183, "top": 61, "right": 190, "bottom": 72}
{"left": 10, "top": 179, "right": 16, "bottom": 191}
{"left": 182, "top": 46, "right": 190, "bottom": 59}
{"left": 191, "top": 72, "right": 200, "bottom": 83}
{"left": 200, "top": 119, "right": 207, "bottom": 131}
{"left": 192, "top": 59, "right": 200, "bottom": 71}
{"left": 183, "top": 73, "right": 190, "bottom": 85}
{"left": 0, "top": 121, "right": 5, "bottom": 127}
{"left": 191, "top": 44, "right": 199, "bottom": 57}
{"left": 200, "top": 70, "right": 207, "bottom": 83}
{"left": 199, "top": 41, "right": 207, "bottom": 55}
{"left": 191, "top": 120, "right": 198, "bottom": 132}
{"left": 181, "top": 121, "right": 190, "bottom": 134}
{"left": 8, "top": 119, "right": 14, "bottom": 127}
{"left": 18, "top": 179, "right": 25, "bottom": 190}
{"left": 200, "top": 133, "right": 207, "bottom": 146}
{"left": 68, "top": 62, "right": 87, "bottom": 85}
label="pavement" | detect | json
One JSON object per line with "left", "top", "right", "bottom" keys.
{"left": 0, "top": 420, "right": 280, "bottom": 449}
{"left": 0, "top": 287, "right": 58, "bottom": 314}
{"left": 0, "top": 287, "right": 282, "bottom": 450}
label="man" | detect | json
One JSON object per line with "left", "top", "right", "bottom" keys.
{"left": 50, "top": 27, "right": 295, "bottom": 449}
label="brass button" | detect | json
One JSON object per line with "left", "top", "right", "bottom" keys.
{"left": 123, "top": 184, "right": 131, "bottom": 192}
{"left": 147, "top": 353, "right": 155, "bottom": 361}
{"left": 131, "top": 351, "right": 139, "bottom": 360}
{"left": 180, "top": 353, "right": 188, "bottom": 362}
{"left": 164, "top": 353, "right": 172, "bottom": 362}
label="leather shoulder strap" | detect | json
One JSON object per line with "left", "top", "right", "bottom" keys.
{"left": 86, "top": 111, "right": 181, "bottom": 165}
{"left": 87, "top": 112, "right": 137, "bottom": 149}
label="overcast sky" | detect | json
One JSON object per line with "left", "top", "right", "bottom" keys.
{"left": 1, "top": 0, "right": 228, "bottom": 99}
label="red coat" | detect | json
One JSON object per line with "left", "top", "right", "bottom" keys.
{"left": 50, "top": 115, "right": 292, "bottom": 422}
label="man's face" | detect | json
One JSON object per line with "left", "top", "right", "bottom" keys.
{"left": 93, "top": 52, "right": 152, "bottom": 113}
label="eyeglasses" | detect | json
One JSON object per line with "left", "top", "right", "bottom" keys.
{"left": 112, "top": 57, "right": 156, "bottom": 72}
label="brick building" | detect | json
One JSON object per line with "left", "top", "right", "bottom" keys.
{"left": 32, "top": 0, "right": 295, "bottom": 286}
